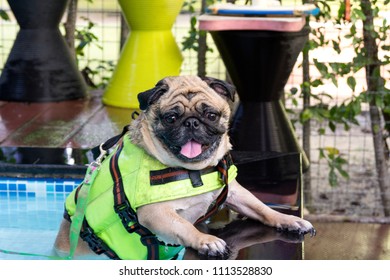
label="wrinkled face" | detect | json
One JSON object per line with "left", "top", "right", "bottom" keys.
{"left": 138, "top": 76, "right": 235, "bottom": 165}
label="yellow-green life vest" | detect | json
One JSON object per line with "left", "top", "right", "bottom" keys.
{"left": 65, "top": 135, "right": 237, "bottom": 260}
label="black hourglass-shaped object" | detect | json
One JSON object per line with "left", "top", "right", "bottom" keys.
{"left": 0, "top": 0, "right": 87, "bottom": 102}
{"left": 213, "top": 27, "right": 310, "bottom": 180}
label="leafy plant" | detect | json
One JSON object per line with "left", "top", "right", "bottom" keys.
{"left": 319, "top": 147, "right": 349, "bottom": 187}
{"left": 181, "top": 0, "right": 215, "bottom": 52}
{"left": 82, "top": 60, "right": 116, "bottom": 89}
{"left": 75, "top": 16, "right": 101, "bottom": 58}
{"left": 181, "top": 0, "right": 200, "bottom": 52}
{"left": 181, "top": 0, "right": 219, "bottom": 76}
{"left": 299, "top": 0, "right": 390, "bottom": 214}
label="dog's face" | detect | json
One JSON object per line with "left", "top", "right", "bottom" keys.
{"left": 130, "top": 76, "right": 236, "bottom": 170}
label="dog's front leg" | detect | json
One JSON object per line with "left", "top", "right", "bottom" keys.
{"left": 225, "top": 179, "right": 315, "bottom": 235}
{"left": 137, "top": 203, "right": 228, "bottom": 256}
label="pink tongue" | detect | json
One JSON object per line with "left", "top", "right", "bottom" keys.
{"left": 180, "top": 140, "right": 202, "bottom": 158}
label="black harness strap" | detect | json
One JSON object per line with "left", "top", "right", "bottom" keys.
{"left": 79, "top": 219, "right": 120, "bottom": 260}
{"left": 89, "top": 125, "right": 130, "bottom": 160}
{"left": 195, "top": 155, "right": 232, "bottom": 225}
{"left": 102, "top": 125, "right": 130, "bottom": 151}
{"left": 150, "top": 166, "right": 217, "bottom": 187}
{"left": 109, "top": 142, "right": 160, "bottom": 260}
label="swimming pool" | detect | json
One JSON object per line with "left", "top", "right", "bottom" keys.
{"left": 0, "top": 177, "right": 81, "bottom": 260}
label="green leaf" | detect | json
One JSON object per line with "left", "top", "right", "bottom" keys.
{"left": 318, "top": 128, "right": 326, "bottom": 135}
{"left": 347, "top": 76, "right": 356, "bottom": 91}
{"left": 310, "top": 79, "right": 323, "bottom": 87}
{"left": 375, "top": 95, "right": 385, "bottom": 109}
{"left": 332, "top": 40, "right": 341, "bottom": 54}
{"left": 300, "top": 109, "right": 313, "bottom": 123}
{"left": 335, "top": 156, "right": 348, "bottom": 165}
{"left": 350, "top": 24, "right": 357, "bottom": 36}
{"left": 383, "top": 107, "right": 390, "bottom": 114}
{"left": 314, "top": 59, "right": 329, "bottom": 76}
{"left": 330, "top": 75, "right": 338, "bottom": 87}
{"left": 325, "top": 147, "right": 340, "bottom": 156}
{"left": 190, "top": 16, "right": 197, "bottom": 27}
{"left": 329, "top": 169, "right": 338, "bottom": 187}
{"left": 319, "top": 148, "right": 325, "bottom": 159}
{"left": 351, "top": 8, "right": 366, "bottom": 22}
{"left": 343, "top": 122, "right": 351, "bottom": 131}
{"left": 329, "top": 121, "right": 336, "bottom": 132}
{"left": 290, "top": 87, "right": 298, "bottom": 95}
{"left": 337, "top": 1, "right": 345, "bottom": 21}
{"left": 338, "top": 169, "right": 350, "bottom": 179}
{"left": 0, "top": 9, "right": 10, "bottom": 21}
{"left": 352, "top": 100, "right": 361, "bottom": 115}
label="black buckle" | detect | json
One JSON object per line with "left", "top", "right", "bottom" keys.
{"left": 114, "top": 202, "right": 138, "bottom": 231}
{"left": 80, "top": 227, "right": 105, "bottom": 254}
{"left": 188, "top": 170, "right": 203, "bottom": 188}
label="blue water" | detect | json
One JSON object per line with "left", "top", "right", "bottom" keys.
{"left": 0, "top": 177, "right": 81, "bottom": 260}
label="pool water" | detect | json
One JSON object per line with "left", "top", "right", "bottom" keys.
{"left": 0, "top": 177, "right": 81, "bottom": 260}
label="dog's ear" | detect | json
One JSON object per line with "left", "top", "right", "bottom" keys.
{"left": 138, "top": 80, "right": 169, "bottom": 110}
{"left": 200, "top": 76, "right": 236, "bottom": 102}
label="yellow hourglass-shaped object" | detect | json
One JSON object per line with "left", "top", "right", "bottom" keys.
{"left": 103, "top": 0, "right": 184, "bottom": 108}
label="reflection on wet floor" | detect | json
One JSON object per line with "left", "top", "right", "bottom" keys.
{"left": 185, "top": 210, "right": 304, "bottom": 260}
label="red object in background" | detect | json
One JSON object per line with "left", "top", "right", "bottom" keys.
{"left": 345, "top": 0, "right": 351, "bottom": 21}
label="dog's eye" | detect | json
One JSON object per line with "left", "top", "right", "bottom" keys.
{"left": 206, "top": 112, "right": 218, "bottom": 121}
{"left": 164, "top": 114, "right": 178, "bottom": 124}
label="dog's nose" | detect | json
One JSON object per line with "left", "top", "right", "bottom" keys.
{"left": 184, "top": 117, "right": 200, "bottom": 129}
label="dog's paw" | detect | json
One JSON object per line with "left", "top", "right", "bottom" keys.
{"left": 276, "top": 216, "right": 316, "bottom": 237}
{"left": 275, "top": 230, "right": 306, "bottom": 243}
{"left": 195, "top": 234, "right": 230, "bottom": 259}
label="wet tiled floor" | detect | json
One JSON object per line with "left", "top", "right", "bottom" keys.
{"left": 0, "top": 91, "right": 130, "bottom": 149}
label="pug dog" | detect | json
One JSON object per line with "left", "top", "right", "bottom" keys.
{"left": 54, "top": 75, "right": 315, "bottom": 259}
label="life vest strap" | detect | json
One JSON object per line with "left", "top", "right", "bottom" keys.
{"left": 110, "top": 141, "right": 161, "bottom": 260}
{"left": 79, "top": 219, "right": 120, "bottom": 260}
{"left": 89, "top": 125, "right": 130, "bottom": 158}
{"left": 149, "top": 166, "right": 218, "bottom": 187}
{"left": 195, "top": 155, "right": 232, "bottom": 224}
